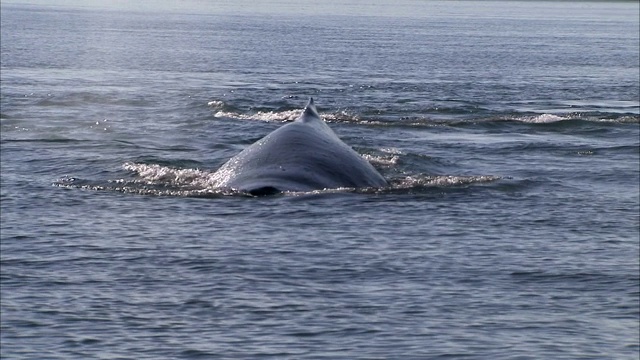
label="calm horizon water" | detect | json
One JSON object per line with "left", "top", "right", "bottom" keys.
{"left": 1, "top": 1, "right": 639, "bottom": 359}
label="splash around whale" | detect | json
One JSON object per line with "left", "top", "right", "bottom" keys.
{"left": 212, "top": 98, "right": 388, "bottom": 195}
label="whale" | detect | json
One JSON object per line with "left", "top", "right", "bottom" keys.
{"left": 212, "top": 98, "right": 388, "bottom": 195}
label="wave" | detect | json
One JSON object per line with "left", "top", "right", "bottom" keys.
{"left": 53, "top": 161, "right": 502, "bottom": 198}
{"left": 208, "top": 98, "right": 387, "bottom": 125}
{"left": 213, "top": 109, "right": 303, "bottom": 123}
{"left": 362, "top": 148, "right": 404, "bottom": 167}
{"left": 54, "top": 162, "right": 233, "bottom": 197}
{"left": 504, "top": 113, "right": 639, "bottom": 124}
{"left": 212, "top": 107, "right": 365, "bottom": 125}
{"left": 121, "top": 162, "right": 217, "bottom": 187}
{"left": 509, "top": 270, "right": 638, "bottom": 289}
{"left": 389, "top": 174, "right": 502, "bottom": 189}
{"left": 54, "top": 177, "right": 233, "bottom": 197}
{"left": 208, "top": 99, "right": 639, "bottom": 127}
{"left": 513, "top": 113, "right": 567, "bottom": 124}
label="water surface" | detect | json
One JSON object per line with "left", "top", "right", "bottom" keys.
{"left": 1, "top": 1, "right": 639, "bottom": 358}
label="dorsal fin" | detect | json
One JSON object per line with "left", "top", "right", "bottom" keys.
{"left": 302, "top": 97, "right": 320, "bottom": 119}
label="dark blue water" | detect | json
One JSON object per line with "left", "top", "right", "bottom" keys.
{"left": 1, "top": 1, "right": 639, "bottom": 358}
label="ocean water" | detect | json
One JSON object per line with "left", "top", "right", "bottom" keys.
{"left": 1, "top": 0, "right": 639, "bottom": 358}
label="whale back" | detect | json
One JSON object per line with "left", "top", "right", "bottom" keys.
{"left": 213, "top": 98, "right": 387, "bottom": 195}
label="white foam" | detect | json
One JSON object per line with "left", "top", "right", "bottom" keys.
{"left": 122, "top": 162, "right": 218, "bottom": 188}
{"left": 363, "top": 153, "right": 400, "bottom": 167}
{"left": 207, "top": 100, "right": 225, "bottom": 108}
{"left": 380, "top": 147, "right": 404, "bottom": 155}
{"left": 506, "top": 113, "right": 639, "bottom": 124}
{"left": 517, "top": 114, "right": 567, "bottom": 123}
{"left": 589, "top": 115, "right": 639, "bottom": 124}
{"left": 214, "top": 109, "right": 302, "bottom": 122}
{"left": 60, "top": 164, "right": 503, "bottom": 197}
{"left": 394, "top": 175, "right": 501, "bottom": 188}
{"left": 213, "top": 108, "right": 366, "bottom": 124}
{"left": 321, "top": 110, "right": 360, "bottom": 123}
